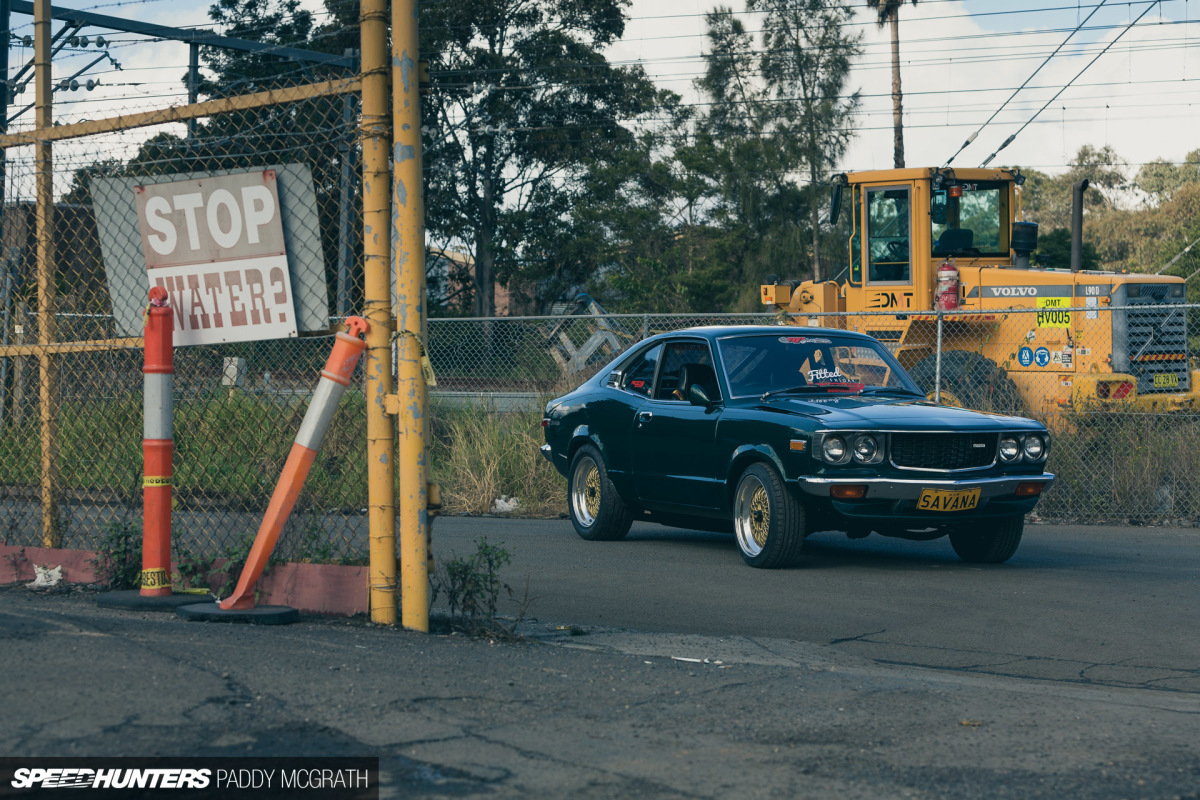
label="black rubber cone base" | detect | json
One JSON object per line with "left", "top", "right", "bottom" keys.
{"left": 175, "top": 602, "right": 299, "bottom": 625}
{"left": 97, "top": 590, "right": 210, "bottom": 612}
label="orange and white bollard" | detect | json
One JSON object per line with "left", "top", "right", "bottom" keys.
{"left": 216, "top": 317, "right": 370, "bottom": 613}
{"left": 142, "top": 286, "right": 174, "bottom": 597}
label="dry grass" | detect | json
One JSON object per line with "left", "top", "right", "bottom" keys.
{"left": 429, "top": 398, "right": 566, "bottom": 517}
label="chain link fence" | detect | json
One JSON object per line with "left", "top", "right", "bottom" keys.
{"left": 427, "top": 304, "right": 1200, "bottom": 527}
{"left": 0, "top": 68, "right": 373, "bottom": 562}
{"left": 0, "top": 28, "right": 1196, "bottom": 565}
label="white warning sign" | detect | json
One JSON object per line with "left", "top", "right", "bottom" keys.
{"left": 135, "top": 170, "right": 298, "bottom": 345}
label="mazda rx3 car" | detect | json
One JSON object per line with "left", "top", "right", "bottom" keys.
{"left": 541, "top": 326, "right": 1054, "bottom": 568}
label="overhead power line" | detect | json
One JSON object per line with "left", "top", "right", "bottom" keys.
{"left": 978, "top": 0, "right": 1164, "bottom": 167}
{"left": 943, "top": 0, "right": 1108, "bottom": 167}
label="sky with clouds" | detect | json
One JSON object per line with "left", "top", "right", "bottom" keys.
{"left": 15, "top": 0, "right": 1200, "bottom": 178}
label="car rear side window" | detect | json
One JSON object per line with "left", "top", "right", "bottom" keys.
{"left": 654, "top": 341, "right": 720, "bottom": 401}
{"left": 621, "top": 343, "right": 662, "bottom": 397}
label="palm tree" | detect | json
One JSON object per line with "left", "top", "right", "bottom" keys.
{"left": 867, "top": 0, "right": 917, "bottom": 168}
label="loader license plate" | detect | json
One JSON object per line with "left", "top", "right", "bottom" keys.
{"left": 917, "top": 488, "right": 981, "bottom": 512}
{"left": 1153, "top": 373, "right": 1179, "bottom": 389}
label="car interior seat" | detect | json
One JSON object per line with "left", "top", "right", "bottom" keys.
{"left": 677, "top": 362, "right": 720, "bottom": 401}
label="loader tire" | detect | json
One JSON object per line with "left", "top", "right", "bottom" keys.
{"left": 911, "top": 351, "right": 1024, "bottom": 415}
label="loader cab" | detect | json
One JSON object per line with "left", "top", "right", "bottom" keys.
{"left": 837, "top": 168, "right": 1021, "bottom": 314}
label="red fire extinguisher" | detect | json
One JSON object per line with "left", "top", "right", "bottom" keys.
{"left": 936, "top": 259, "right": 959, "bottom": 311}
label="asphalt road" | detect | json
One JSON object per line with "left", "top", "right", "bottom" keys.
{"left": 1, "top": 518, "right": 1198, "bottom": 798}
{"left": 434, "top": 517, "right": 1200, "bottom": 692}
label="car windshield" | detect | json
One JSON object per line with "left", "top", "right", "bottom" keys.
{"left": 717, "top": 333, "right": 924, "bottom": 398}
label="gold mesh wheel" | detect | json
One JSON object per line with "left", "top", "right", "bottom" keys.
{"left": 571, "top": 454, "right": 603, "bottom": 528}
{"left": 584, "top": 465, "right": 601, "bottom": 520}
{"left": 735, "top": 471, "right": 772, "bottom": 558}
{"left": 749, "top": 486, "right": 770, "bottom": 547}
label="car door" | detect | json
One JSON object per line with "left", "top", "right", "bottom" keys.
{"left": 586, "top": 343, "right": 662, "bottom": 492}
{"left": 631, "top": 339, "right": 724, "bottom": 510}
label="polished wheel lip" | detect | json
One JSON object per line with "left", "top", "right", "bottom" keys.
{"left": 734, "top": 473, "right": 769, "bottom": 558}
{"left": 571, "top": 455, "right": 601, "bottom": 527}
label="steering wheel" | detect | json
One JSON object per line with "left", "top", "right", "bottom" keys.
{"left": 885, "top": 240, "right": 908, "bottom": 260}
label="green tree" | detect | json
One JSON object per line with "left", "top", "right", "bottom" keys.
{"left": 1034, "top": 228, "right": 1098, "bottom": 270}
{"left": 1135, "top": 149, "right": 1200, "bottom": 204}
{"left": 866, "top": 0, "right": 917, "bottom": 169}
{"left": 420, "top": 0, "right": 673, "bottom": 316}
{"left": 753, "top": 0, "right": 861, "bottom": 281}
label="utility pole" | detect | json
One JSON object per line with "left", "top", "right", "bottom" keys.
{"left": 360, "top": 0, "right": 397, "bottom": 624}
{"left": 392, "top": 0, "right": 429, "bottom": 632}
{"left": 34, "top": 0, "right": 59, "bottom": 546}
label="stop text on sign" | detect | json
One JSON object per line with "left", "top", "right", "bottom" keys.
{"left": 135, "top": 170, "right": 298, "bottom": 345}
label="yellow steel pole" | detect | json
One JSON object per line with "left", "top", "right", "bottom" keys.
{"left": 361, "top": 0, "right": 398, "bottom": 624}
{"left": 393, "top": 0, "right": 429, "bottom": 632}
{"left": 34, "top": 0, "right": 58, "bottom": 547}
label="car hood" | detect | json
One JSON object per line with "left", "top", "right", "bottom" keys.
{"left": 754, "top": 395, "right": 1038, "bottom": 431}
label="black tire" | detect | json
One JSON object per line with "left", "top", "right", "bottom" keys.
{"left": 568, "top": 445, "right": 633, "bottom": 541}
{"left": 949, "top": 516, "right": 1024, "bottom": 563}
{"left": 732, "top": 462, "right": 806, "bottom": 568}
{"left": 910, "top": 350, "right": 1024, "bottom": 415}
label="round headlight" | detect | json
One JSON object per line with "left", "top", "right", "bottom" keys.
{"left": 1023, "top": 434, "right": 1045, "bottom": 461}
{"left": 999, "top": 435, "right": 1021, "bottom": 462}
{"left": 853, "top": 434, "right": 878, "bottom": 463}
{"left": 823, "top": 435, "right": 847, "bottom": 463}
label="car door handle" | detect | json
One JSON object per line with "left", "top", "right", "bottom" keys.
{"left": 637, "top": 410, "right": 653, "bottom": 424}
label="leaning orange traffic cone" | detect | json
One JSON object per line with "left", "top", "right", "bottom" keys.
{"left": 178, "top": 318, "right": 369, "bottom": 624}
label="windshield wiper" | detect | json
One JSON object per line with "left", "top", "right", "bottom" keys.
{"left": 858, "top": 387, "right": 926, "bottom": 398}
{"left": 760, "top": 385, "right": 836, "bottom": 400}
{"left": 761, "top": 383, "right": 865, "bottom": 400}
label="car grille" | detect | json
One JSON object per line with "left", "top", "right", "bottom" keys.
{"left": 890, "top": 433, "right": 997, "bottom": 471}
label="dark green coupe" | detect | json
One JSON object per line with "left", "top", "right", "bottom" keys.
{"left": 541, "top": 326, "right": 1054, "bottom": 568}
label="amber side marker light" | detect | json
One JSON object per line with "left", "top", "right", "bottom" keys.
{"left": 830, "top": 485, "right": 867, "bottom": 499}
{"left": 1015, "top": 482, "right": 1044, "bottom": 497}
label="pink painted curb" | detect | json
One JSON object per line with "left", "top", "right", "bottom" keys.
{"left": 0, "top": 544, "right": 370, "bottom": 617}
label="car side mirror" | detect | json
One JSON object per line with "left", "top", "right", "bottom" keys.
{"left": 688, "top": 384, "right": 714, "bottom": 407}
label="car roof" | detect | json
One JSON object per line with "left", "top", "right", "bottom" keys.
{"left": 645, "top": 325, "right": 878, "bottom": 343}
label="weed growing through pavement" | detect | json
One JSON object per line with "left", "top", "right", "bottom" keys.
{"left": 91, "top": 519, "right": 142, "bottom": 590}
{"left": 431, "top": 536, "right": 533, "bottom": 636}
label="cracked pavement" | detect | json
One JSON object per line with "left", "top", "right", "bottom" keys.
{"left": 1, "top": 518, "right": 1199, "bottom": 798}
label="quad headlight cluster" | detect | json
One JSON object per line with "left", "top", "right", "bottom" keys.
{"left": 812, "top": 431, "right": 1049, "bottom": 466}
{"left": 999, "top": 433, "right": 1048, "bottom": 463}
{"left": 818, "top": 433, "right": 884, "bottom": 465}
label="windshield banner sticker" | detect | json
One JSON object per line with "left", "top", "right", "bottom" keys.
{"left": 779, "top": 336, "right": 832, "bottom": 345}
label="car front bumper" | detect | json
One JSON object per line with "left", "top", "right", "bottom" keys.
{"left": 796, "top": 472, "right": 1055, "bottom": 522}
{"left": 796, "top": 472, "right": 1055, "bottom": 500}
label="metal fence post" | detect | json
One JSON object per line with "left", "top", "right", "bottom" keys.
{"left": 934, "top": 308, "right": 943, "bottom": 404}
{"left": 34, "top": 0, "right": 59, "bottom": 547}
{"left": 393, "top": 0, "right": 430, "bottom": 633}
{"left": 360, "top": 0, "right": 398, "bottom": 625}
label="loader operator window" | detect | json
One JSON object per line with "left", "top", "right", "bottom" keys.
{"left": 931, "top": 181, "right": 1008, "bottom": 257}
{"left": 867, "top": 187, "right": 911, "bottom": 284}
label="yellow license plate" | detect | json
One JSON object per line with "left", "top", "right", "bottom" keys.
{"left": 1153, "top": 373, "right": 1179, "bottom": 389}
{"left": 917, "top": 488, "right": 981, "bottom": 512}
